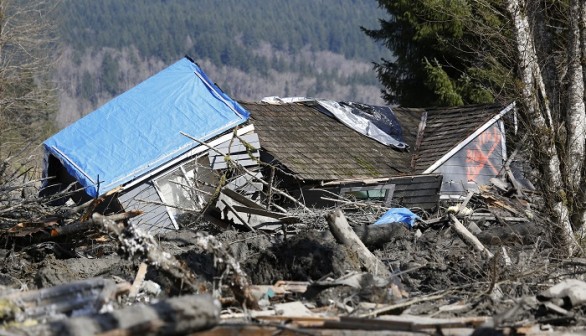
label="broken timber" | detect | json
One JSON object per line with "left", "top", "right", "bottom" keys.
{"left": 449, "top": 214, "right": 494, "bottom": 258}
{"left": 232, "top": 205, "right": 301, "bottom": 224}
{"left": 325, "top": 209, "right": 390, "bottom": 277}
{"left": 12, "top": 294, "right": 219, "bottom": 336}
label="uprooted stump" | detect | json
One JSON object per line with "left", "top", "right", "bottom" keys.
{"left": 94, "top": 213, "right": 199, "bottom": 293}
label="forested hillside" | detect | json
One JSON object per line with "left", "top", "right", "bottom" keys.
{"left": 55, "top": 0, "right": 389, "bottom": 126}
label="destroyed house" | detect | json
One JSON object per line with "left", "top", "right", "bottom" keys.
{"left": 41, "top": 54, "right": 516, "bottom": 233}
{"left": 242, "top": 100, "right": 443, "bottom": 211}
{"left": 408, "top": 102, "right": 515, "bottom": 198}
{"left": 42, "top": 56, "right": 257, "bottom": 232}
{"left": 243, "top": 100, "right": 515, "bottom": 208}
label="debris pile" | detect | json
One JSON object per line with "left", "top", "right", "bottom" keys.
{"left": 1, "top": 155, "right": 586, "bottom": 336}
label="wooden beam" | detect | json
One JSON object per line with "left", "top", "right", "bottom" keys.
{"left": 325, "top": 209, "right": 390, "bottom": 277}
{"left": 232, "top": 205, "right": 301, "bottom": 224}
{"left": 449, "top": 214, "right": 493, "bottom": 258}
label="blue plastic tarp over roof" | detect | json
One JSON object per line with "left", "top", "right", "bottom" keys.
{"left": 44, "top": 57, "right": 249, "bottom": 197}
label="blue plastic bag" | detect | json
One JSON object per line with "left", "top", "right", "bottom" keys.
{"left": 373, "top": 208, "right": 420, "bottom": 228}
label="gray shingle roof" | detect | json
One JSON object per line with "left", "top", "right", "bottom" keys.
{"left": 243, "top": 101, "right": 417, "bottom": 181}
{"left": 244, "top": 101, "right": 510, "bottom": 181}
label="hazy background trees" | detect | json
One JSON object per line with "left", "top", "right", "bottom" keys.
{"left": 54, "top": 0, "right": 391, "bottom": 127}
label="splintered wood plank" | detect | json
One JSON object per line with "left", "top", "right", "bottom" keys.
{"left": 221, "top": 188, "right": 265, "bottom": 209}
{"left": 231, "top": 205, "right": 301, "bottom": 224}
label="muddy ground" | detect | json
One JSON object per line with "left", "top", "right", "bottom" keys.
{"left": 2, "top": 205, "right": 581, "bottom": 332}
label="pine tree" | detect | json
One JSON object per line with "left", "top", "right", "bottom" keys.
{"left": 363, "top": 0, "right": 505, "bottom": 107}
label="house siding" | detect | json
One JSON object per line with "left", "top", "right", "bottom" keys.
{"left": 432, "top": 122, "right": 506, "bottom": 197}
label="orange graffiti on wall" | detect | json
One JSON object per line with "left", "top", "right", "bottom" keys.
{"left": 466, "top": 126, "right": 501, "bottom": 181}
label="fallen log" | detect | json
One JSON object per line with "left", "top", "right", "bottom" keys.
{"left": 12, "top": 294, "right": 219, "bottom": 336}
{"left": 449, "top": 214, "right": 493, "bottom": 258}
{"left": 51, "top": 211, "right": 144, "bottom": 237}
{"left": 1, "top": 278, "right": 128, "bottom": 323}
{"left": 325, "top": 209, "right": 390, "bottom": 278}
{"left": 4, "top": 211, "right": 143, "bottom": 246}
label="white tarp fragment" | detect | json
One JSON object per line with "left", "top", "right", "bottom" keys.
{"left": 317, "top": 100, "right": 408, "bottom": 150}
{"left": 260, "top": 96, "right": 408, "bottom": 150}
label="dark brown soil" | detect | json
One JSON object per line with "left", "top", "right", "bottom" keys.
{"left": 0, "top": 213, "right": 581, "bottom": 329}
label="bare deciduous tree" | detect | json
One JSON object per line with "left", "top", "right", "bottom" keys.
{"left": 0, "top": 0, "right": 58, "bottom": 154}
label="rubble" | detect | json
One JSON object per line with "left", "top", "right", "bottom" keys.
{"left": 1, "top": 153, "right": 586, "bottom": 336}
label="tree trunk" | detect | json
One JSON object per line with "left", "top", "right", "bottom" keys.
{"left": 567, "top": 0, "right": 586, "bottom": 195}
{"left": 325, "top": 209, "right": 390, "bottom": 278}
{"left": 506, "top": 0, "right": 576, "bottom": 254}
{"left": 566, "top": 0, "right": 586, "bottom": 229}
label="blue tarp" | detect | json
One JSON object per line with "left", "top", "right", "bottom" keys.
{"left": 43, "top": 57, "right": 249, "bottom": 197}
{"left": 374, "top": 208, "right": 420, "bottom": 228}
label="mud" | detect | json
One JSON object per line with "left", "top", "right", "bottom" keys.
{"left": 0, "top": 221, "right": 409, "bottom": 295}
{"left": 0, "top": 222, "right": 512, "bottom": 294}
{"left": 0, "top": 212, "right": 573, "bottom": 326}
{"left": 34, "top": 254, "right": 136, "bottom": 288}
{"left": 161, "top": 228, "right": 362, "bottom": 285}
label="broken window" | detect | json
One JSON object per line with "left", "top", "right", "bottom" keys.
{"left": 340, "top": 184, "right": 395, "bottom": 206}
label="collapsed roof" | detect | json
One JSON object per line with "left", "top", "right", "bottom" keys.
{"left": 244, "top": 100, "right": 513, "bottom": 186}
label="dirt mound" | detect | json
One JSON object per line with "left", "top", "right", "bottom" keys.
{"left": 161, "top": 228, "right": 363, "bottom": 285}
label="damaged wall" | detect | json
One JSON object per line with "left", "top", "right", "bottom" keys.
{"left": 118, "top": 127, "right": 261, "bottom": 233}
{"left": 430, "top": 122, "right": 506, "bottom": 198}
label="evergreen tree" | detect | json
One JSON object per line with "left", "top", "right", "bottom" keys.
{"left": 363, "top": 0, "right": 504, "bottom": 107}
